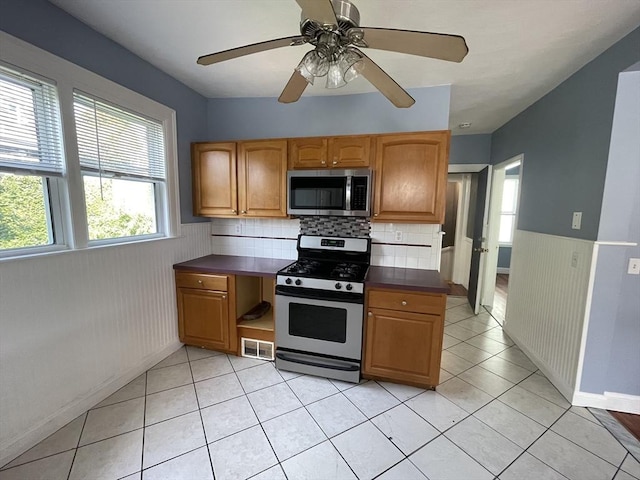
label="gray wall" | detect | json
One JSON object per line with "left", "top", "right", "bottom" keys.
{"left": 498, "top": 246, "right": 512, "bottom": 269}
{"left": 490, "top": 27, "right": 640, "bottom": 241}
{"left": 580, "top": 65, "right": 640, "bottom": 396}
{"left": 206, "top": 86, "right": 450, "bottom": 140}
{"left": 450, "top": 134, "right": 492, "bottom": 165}
{"left": 0, "top": 0, "right": 209, "bottom": 223}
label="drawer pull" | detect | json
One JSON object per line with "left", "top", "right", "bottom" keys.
{"left": 401, "top": 300, "right": 407, "bottom": 306}
{"left": 198, "top": 280, "right": 203, "bottom": 285}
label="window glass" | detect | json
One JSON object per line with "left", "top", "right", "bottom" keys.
{"left": 0, "top": 66, "right": 62, "bottom": 254}
{"left": 498, "top": 177, "right": 519, "bottom": 244}
{"left": 74, "top": 91, "right": 166, "bottom": 242}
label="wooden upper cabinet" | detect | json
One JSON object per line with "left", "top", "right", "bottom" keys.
{"left": 329, "top": 136, "right": 371, "bottom": 168}
{"left": 237, "top": 140, "right": 288, "bottom": 218}
{"left": 192, "top": 142, "right": 237, "bottom": 216}
{"left": 289, "top": 137, "right": 328, "bottom": 169}
{"left": 373, "top": 131, "right": 450, "bottom": 223}
{"left": 289, "top": 135, "right": 371, "bottom": 169}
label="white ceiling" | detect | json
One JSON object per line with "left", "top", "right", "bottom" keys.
{"left": 49, "top": 0, "right": 640, "bottom": 134}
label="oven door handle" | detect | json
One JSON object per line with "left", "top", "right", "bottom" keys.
{"left": 275, "top": 287, "right": 364, "bottom": 304}
{"left": 275, "top": 352, "right": 360, "bottom": 372}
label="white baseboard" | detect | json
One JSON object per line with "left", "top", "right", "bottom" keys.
{"left": 496, "top": 267, "right": 510, "bottom": 274}
{"left": 0, "top": 341, "right": 183, "bottom": 467}
{"left": 572, "top": 391, "right": 640, "bottom": 414}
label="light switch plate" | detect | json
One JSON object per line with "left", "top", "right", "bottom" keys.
{"left": 572, "top": 212, "right": 582, "bottom": 230}
{"left": 628, "top": 258, "right": 640, "bottom": 275}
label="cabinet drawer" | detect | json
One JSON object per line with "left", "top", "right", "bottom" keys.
{"left": 175, "top": 272, "right": 228, "bottom": 291}
{"left": 367, "top": 289, "right": 445, "bottom": 315}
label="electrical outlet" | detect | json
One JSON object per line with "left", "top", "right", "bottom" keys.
{"left": 628, "top": 258, "right": 640, "bottom": 275}
{"left": 394, "top": 231, "right": 403, "bottom": 242}
{"left": 572, "top": 212, "right": 582, "bottom": 230}
{"left": 235, "top": 224, "right": 242, "bottom": 234}
{"left": 571, "top": 251, "right": 579, "bottom": 268}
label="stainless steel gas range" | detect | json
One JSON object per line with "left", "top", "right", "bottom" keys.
{"left": 275, "top": 235, "right": 370, "bottom": 383}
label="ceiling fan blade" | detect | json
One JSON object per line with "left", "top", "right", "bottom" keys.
{"left": 356, "top": 27, "right": 468, "bottom": 63}
{"left": 295, "top": 0, "right": 338, "bottom": 25}
{"left": 197, "top": 35, "right": 306, "bottom": 66}
{"left": 278, "top": 70, "right": 310, "bottom": 104}
{"left": 357, "top": 52, "right": 415, "bottom": 108}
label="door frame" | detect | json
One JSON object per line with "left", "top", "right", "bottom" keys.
{"left": 480, "top": 154, "right": 523, "bottom": 309}
{"left": 446, "top": 164, "right": 490, "bottom": 292}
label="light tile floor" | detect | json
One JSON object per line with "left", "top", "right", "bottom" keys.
{"left": 2, "top": 296, "right": 639, "bottom": 480}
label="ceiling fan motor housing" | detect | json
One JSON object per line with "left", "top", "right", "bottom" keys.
{"left": 300, "top": 0, "right": 361, "bottom": 44}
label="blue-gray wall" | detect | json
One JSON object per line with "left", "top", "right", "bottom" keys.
{"left": 206, "top": 86, "right": 450, "bottom": 140}
{"left": 490, "top": 27, "right": 640, "bottom": 241}
{"left": 450, "top": 134, "right": 492, "bottom": 165}
{"left": 0, "top": 0, "right": 209, "bottom": 223}
{"left": 580, "top": 65, "right": 640, "bottom": 396}
{"left": 498, "top": 246, "right": 512, "bottom": 269}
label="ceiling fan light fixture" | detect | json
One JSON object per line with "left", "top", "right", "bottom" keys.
{"left": 326, "top": 60, "right": 347, "bottom": 89}
{"left": 340, "top": 47, "right": 364, "bottom": 83}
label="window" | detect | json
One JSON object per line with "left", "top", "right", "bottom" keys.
{"left": 498, "top": 177, "right": 519, "bottom": 244}
{"left": 0, "top": 66, "right": 65, "bottom": 253}
{"left": 73, "top": 92, "right": 165, "bottom": 242}
{"left": 0, "top": 32, "right": 179, "bottom": 259}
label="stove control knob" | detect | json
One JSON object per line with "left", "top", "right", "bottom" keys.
{"left": 295, "top": 279, "right": 302, "bottom": 286}
{"left": 346, "top": 284, "right": 353, "bottom": 291}
{"left": 285, "top": 278, "right": 292, "bottom": 285}
{"left": 335, "top": 283, "right": 342, "bottom": 290}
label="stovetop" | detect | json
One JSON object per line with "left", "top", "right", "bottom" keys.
{"left": 279, "top": 259, "right": 367, "bottom": 282}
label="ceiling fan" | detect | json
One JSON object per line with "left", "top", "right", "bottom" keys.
{"left": 197, "top": 0, "right": 468, "bottom": 108}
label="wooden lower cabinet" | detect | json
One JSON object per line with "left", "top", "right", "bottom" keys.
{"left": 362, "top": 288, "right": 445, "bottom": 388}
{"left": 176, "top": 272, "right": 237, "bottom": 354}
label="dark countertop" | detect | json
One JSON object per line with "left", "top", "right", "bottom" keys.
{"left": 365, "top": 266, "right": 450, "bottom": 294}
{"left": 174, "top": 255, "right": 449, "bottom": 294}
{"left": 173, "top": 255, "right": 293, "bottom": 278}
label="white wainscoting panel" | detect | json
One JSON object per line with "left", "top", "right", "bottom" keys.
{"left": 504, "top": 229, "right": 593, "bottom": 401}
{"left": 0, "top": 222, "right": 211, "bottom": 465}
{"left": 440, "top": 247, "right": 454, "bottom": 281}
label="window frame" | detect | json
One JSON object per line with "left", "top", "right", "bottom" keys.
{"left": 0, "top": 32, "right": 180, "bottom": 259}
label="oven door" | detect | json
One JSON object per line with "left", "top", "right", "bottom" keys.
{"left": 275, "top": 291, "right": 363, "bottom": 360}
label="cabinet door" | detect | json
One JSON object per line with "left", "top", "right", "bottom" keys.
{"left": 373, "top": 132, "right": 449, "bottom": 223}
{"left": 177, "top": 287, "right": 229, "bottom": 351}
{"left": 329, "top": 136, "right": 371, "bottom": 168}
{"left": 237, "top": 140, "right": 288, "bottom": 218}
{"left": 289, "top": 137, "right": 328, "bottom": 169}
{"left": 192, "top": 142, "right": 238, "bottom": 217}
{"left": 363, "top": 308, "right": 443, "bottom": 386}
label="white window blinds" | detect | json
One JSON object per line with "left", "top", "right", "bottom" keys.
{"left": 73, "top": 91, "right": 166, "bottom": 181}
{"left": 0, "top": 66, "right": 64, "bottom": 176}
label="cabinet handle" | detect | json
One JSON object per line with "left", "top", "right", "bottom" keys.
{"left": 332, "top": 160, "right": 338, "bottom": 165}
{"left": 222, "top": 295, "right": 226, "bottom": 299}
{"left": 368, "top": 312, "right": 372, "bottom": 316}
{"left": 374, "top": 213, "right": 379, "bottom": 217}
{"left": 231, "top": 209, "right": 236, "bottom": 214}
{"left": 241, "top": 210, "right": 247, "bottom": 214}
{"left": 401, "top": 300, "right": 407, "bottom": 306}
{"left": 321, "top": 160, "right": 326, "bottom": 165}
{"left": 197, "top": 280, "right": 203, "bottom": 285}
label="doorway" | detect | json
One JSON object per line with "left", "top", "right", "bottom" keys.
{"left": 482, "top": 155, "right": 523, "bottom": 324}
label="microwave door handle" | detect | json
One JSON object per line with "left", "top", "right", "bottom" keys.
{"left": 345, "top": 176, "right": 352, "bottom": 210}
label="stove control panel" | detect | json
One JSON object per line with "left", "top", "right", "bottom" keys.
{"left": 276, "top": 276, "right": 364, "bottom": 294}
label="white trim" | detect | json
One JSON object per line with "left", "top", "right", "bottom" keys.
{"left": 448, "top": 163, "right": 488, "bottom": 173}
{"left": 0, "top": 341, "right": 183, "bottom": 467}
{"left": 574, "top": 243, "right": 600, "bottom": 394}
{"left": 594, "top": 240, "right": 638, "bottom": 246}
{"left": 572, "top": 391, "right": 640, "bottom": 414}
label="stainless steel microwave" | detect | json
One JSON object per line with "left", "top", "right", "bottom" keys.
{"left": 287, "top": 169, "right": 372, "bottom": 217}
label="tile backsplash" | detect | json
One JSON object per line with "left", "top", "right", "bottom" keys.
{"left": 211, "top": 217, "right": 442, "bottom": 270}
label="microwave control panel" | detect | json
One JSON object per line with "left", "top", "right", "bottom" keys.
{"left": 351, "top": 176, "right": 369, "bottom": 211}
